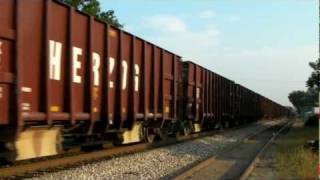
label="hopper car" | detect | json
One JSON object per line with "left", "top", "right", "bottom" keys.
{"left": 0, "top": 0, "right": 291, "bottom": 161}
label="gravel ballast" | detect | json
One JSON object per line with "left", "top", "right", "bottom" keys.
{"left": 29, "top": 120, "right": 282, "bottom": 180}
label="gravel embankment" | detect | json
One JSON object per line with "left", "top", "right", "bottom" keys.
{"left": 29, "top": 120, "right": 282, "bottom": 180}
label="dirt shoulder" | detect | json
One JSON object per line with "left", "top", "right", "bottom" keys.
{"left": 248, "top": 119, "right": 318, "bottom": 180}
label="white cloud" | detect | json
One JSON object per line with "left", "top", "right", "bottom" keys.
{"left": 226, "top": 15, "right": 240, "bottom": 22}
{"left": 149, "top": 25, "right": 220, "bottom": 59}
{"left": 132, "top": 14, "right": 316, "bottom": 106}
{"left": 140, "top": 14, "right": 220, "bottom": 59}
{"left": 143, "top": 15, "right": 187, "bottom": 33}
{"left": 199, "top": 10, "right": 215, "bottom": 19}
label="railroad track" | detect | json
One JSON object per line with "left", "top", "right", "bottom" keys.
{"left": 174, "top": 120, "right": 293, "bottom": 180}
{"left": 0, "top": 123, "right": 250, "bottom": 179}
{"left": 239, "top": 120, "right": 294, "bottom": 180}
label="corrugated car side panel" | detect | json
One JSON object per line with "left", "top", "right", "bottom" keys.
{"left": 163, "top": 51, "right": 173, "bottom": 119}
{"left": 224, "top": 78, "right": 227, "bottom": 117}
{"left": 48, "top": 2, "right": 69, "bottom": 118}
{"left": 213, "top": 72, "right": 217, "bottom": 121}
{"left": 210, "top": 71, "right": 214, "bottom": 119}
{"left": 201, "top": 68, "right": 206, "bottom": 119}
{"left": 121, "top": 32, "right": 133, "bottom": 126}
{"left": 198, "top": 67, "right": 202, "bottom": 122}
{"left": 173, "top": 56, "right": 180, "bottom": 120}
{"left": 176, "top": 60, "right": 182, "bottom": 120}
{"left": 19, "top": 1, "right": 45, "bottom": 120}
{"left": 217, "top": 75, "right": 222, "bottom": 121}
{"left": 211, "top": 72, "right": 215, "bottom": 120}
{"left": 222, "top": 77, "right": 225, "bottom": 117}
{"left": 144, "top": 43, "right": 152, "bottom": 117}
{"left": 184, "top": 62, "right": 203, "bottom": 122}
{"left": 186, "top": 63, "right": 194, "bottom": 119}
{"left": 91, "top": 20, "right": 105, "bottom": 121}
{"left": 227, "top": 81, "right": 230, "bottom": 117}
{"left": 0, "top": 0, "right": 15, "bottom": 125}
{"left": 188, "top": 63, "right": 194, "bottom": 100}
{"left": 71, "top": 11, "right": 89, "bottom": 117}
{"left": 134, "top": 38, "right": 143, "bottom": 118}
{"left": 108, "top": 27, "right": 119, "bottom": 127}
{"left": 208, "top": 70, "right": 212, "bottom": 119}
{"left": 195, "top": 65, "right": 202, "bottom": 122}
{"left": 200, "top": 67, "right": 205, "bottom": 121}
{"left": 225, "top": 78, "right": 229, "bottom": 117}
{"left": 154, "top": 47, "right": 161, "bottom": 118}
{"left": 209, "top": 71, "right": 213, "bottom": 119}
{"left": 204, "top": 70, "right": 209, "bottom": 118}
{"left": 229, "top": 80, "right": 232, "bottom": 117}
{"left": 220, "top": 76, "right": 223, "bottom": 118}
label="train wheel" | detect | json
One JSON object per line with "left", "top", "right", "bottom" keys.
{"left": 183, "top": 126, "right": 191, "bottom": 136}
{"left": 182, "top": 121, "right": 193, "bottom": 136}
{"left": 143, "top": 127, "right": 156, "bottom": 143}
{"left": 217, "top": 122, "right": 223, "bottom": 131}
{"left": 15, "top": 127, "right": 63, "bottom": 160}
{"left": 224, "top": 121, "right": 230, "bottom": 129}
{"left": 234, "top": 120, "right": 239, "bottom": 126}
{"left": 159, "top": 128, "right": 168, "bottom": 141}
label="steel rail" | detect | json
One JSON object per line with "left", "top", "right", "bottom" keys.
{"left": 174, "top": 119, "right": 291, "bottom": 180}
{"left": 239, "top": 120, "right": 294, "bottom": 180}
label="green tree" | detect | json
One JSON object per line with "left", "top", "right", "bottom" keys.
{"left": 60, "top": 0, "right": 123, "bottom": 28}
{"left": 288, "top": 89, "right": 318, "bottom": 114}
{"left": 306, "top": 58, "right": 320, "bottom": 90}
{"left": 99, "top": 10, "right": 122, "bottom": 28}
{"left": 288, "top": 91, "right": 308, "bottom": 113}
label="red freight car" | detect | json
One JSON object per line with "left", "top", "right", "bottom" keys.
{"left": 182, "top": 62, "right": 239, "bottom": 132}
{"left": 0, "top": 0, "right": 291, "bottom": 162}
{"left": 182, "top": 62, "right": 241, "bottom": 133}
{"left": 0, "top": 0, "right": 182, "bottom": 160}
{"left": 182, "top": 62, "right": 219, "bottom": 133}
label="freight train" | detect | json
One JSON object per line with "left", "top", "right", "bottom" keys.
{"left": 0, "top": 0, "right": 291, "bottom": 161}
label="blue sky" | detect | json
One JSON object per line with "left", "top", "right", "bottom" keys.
{"left": 101, "top": 0, "right": 318, "bottom": 106}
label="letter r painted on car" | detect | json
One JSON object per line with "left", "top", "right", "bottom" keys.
{"left": 0, "top": 41, "right": 3, "bottom": 65}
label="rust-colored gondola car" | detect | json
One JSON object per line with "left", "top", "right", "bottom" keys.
{"left": 182, "top": 62, "right": 219, "bottom": 133}
{"left": 0, "top": 0, "right": 292, "bottom": 162}
{"left": 182, "top": 62, "right": 238, "bottom": 131}
{"left": 0, "top": 0, "right": 182, "bottom": 160}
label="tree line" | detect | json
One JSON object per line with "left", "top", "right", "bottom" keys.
{"left": 59, "top": 0, "right": 123, "bottom": 28}
{"left": 288, "top": 58, "right": 319, "bottom": 114}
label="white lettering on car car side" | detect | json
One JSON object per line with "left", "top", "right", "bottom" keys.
{"left": 49, "top": 40, "right": 62, "bottom": 80}
{"left": 0, "top": 41, "right": 3, "bottom": 65}
{"left": 92, "top": 52, "right": 100, "bottom": 86}
{"left": 72, "top": 47, "right": 82, "bottom": 84}
{"left": 109, "top": 57, "right": 115, "bottom": 88}
{"left": 48, "top": 40, "right": 140, "bottom": 91}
